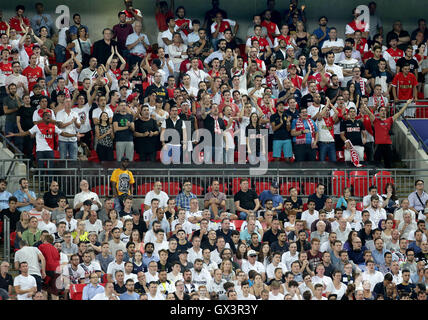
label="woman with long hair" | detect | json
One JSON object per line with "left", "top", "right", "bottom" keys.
{"left": 381, "top": 183, "right": 399, "bottom": 215}
{"left": 343, "top": 230, "right": 358, "bottom": 251}
{"left": 130, "top": 229, "right": 144, "bottom": 253}
{"left": 246, "top": 112, "right": 266, "bottom": 163}
{"left": 234, "top": 242, "right": 248, "bottom": 268}
{"left": 249, "top": 272, "right": 269, "bottom": 298}
{"left": 295, "top": 21, "right": 309, "bottom": 49}
{"left": 132, "top": 251, "right": 145, "bottom": 274}
{"left": 341, "top": 283, "right": 356, "bottom": 300}
{"left": 381, "top": 218, "right": 395, "bottom": 243}
{"left": 108, "top": 209, "right": 123, "bottom": 230}
{"left": 257, "top": 242, "right": 271, "bottom": 269}
{"left": 67, "top": 26, "right": 91, "bottom": 65}
{"left": 219, "top": 259, "right": 235, "bottom": 282}
{"left": 347, "top": 82, "right": 358, "bottom": 104}
{"left": 95, "top": 111, "right": 114, "bottom": 161}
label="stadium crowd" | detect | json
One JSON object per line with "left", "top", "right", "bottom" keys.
{"left": 0, "top": 0, "right": 428, "bottom": 301}
{"left": 0, "top": 0, "right": 426, "bottom": 168}
{"left": 0, "top": 163, "right": 428, "bottom": 300}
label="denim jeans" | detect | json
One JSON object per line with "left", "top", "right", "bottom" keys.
{"left": 318, "top": 142, "right": 336, "bottom": 162}
{"left": 5, "top": 121, "right": 18, "bottom": 147}
{"left": 59, "top": 141, "right": 78, "bottom": 160}
{"left": 54, "top": 44, "right": 66, "bottom": 63}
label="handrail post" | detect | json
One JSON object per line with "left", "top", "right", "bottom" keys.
{"left": 3, "top": 216, "right": 10, "bottom": 263}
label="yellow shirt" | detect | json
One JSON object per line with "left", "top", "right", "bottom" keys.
{"left": 110, "top": 169, "right": 135, "bottom": 196}
{"left": 72, "top": 231, "right": 89, "bottom": 242}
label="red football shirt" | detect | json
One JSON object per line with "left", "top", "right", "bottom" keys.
{"left": 261, "top": 20, "right": 278, "bottom": 43}
{"left": 0, "top": 61, "right": 12, "bottom": 76}
{"left": 22, "top": 65, "right": 43, "bottom": 91}
{"left": 373, "top": 117, "right": 393, "bottom": 144}
{"left": 9, "top": 16, "right": 30, "bottom": 34}
{"left": 392, "top": 72, "right": 417, "bottom": 100}
{"left": 249, "top": 36, "right": 270, "bottom": 53}
{"left": 155, "top": 11, "right": 174, "bottom": 32}
{"left": 175, "top": 18, "right": 192, "bottom": 36}
{"left": 0, "top": 22, "right": 8, "bottom": 35}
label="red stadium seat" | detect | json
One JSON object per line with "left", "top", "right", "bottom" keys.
{"left": 280, "top": 181, "right": 301, "bottom": 196}
{"left": 137, "top": 183, "right": 154, "bottom": 195}
{"left": 336, "top": 151, "right": 345, "bottom": 162}
{"left": 162, "top": 181, "right": 181, "bottom": 196}
{"left": 255, "top": 181, "right": 271, "bottom": 194}
{"left": 371, "top": 171, "right": 394, "bottom": 194}
{"left": 70, "top": 283, "right": 106, "bottom": 300}
{"left": 349, "top": 171, "right": 369, "bottom": 197}
{"left": 10, "top": 232, "right": 16, "bottom": 248}
{"left": 332, "top": 171, "right": 348, "bottom": 197}
{"left": 303, "top": 182, "right": 317, "bottom": 195}
{"left": 91, "top": 185, "right": 110, "bottom": 196}
{"left": 303, "top": 203, "right": 308, "bottom": 211}
{"left": 192, "top": 184, "right": 204, "bottom": 195}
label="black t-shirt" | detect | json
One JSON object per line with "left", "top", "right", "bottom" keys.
{"left": 0, "top": 272, "right": 13, "bottom": 291}
{"left": 262, "top": 229, "right": 279, "bottom": 245}
{"left": 365, "top": 58, "right": 381, "bottom": 76}
{"left": 300, "top": 93, "right": 326, "bottom": 109}
{"left": 17, "top": 105, "right": 37, "bottom": 131}
{"left": 270, "top": 241, "right": 289, "bottom": 255}
{"left": 43, "top": 191, "right": 67, "bottom": 210}
{"left": 157, "top": 261, "right": 171, "bottom": 272}
{"left": 200, "top": 240, "right": 216, "bottom": 252}
{"left": 340, "top": 119, "right": 364, "bottom": 146}
{"left": 173, "top": 292, "right": 190, "bottom": 300}
{"left": 177, "top": 240, "right": 193, "bottom": 252}
{"left": 396, "top": 57, "right": 419, "bottom": 74}
{"left": 270, "top": 112, "right": 291, "bottom": 140}
{"left": 134, "top": 282, "right": 147, "bottom": 295}
{"left": 114, "top": 283, "right": 127, "bottom": 294}
{"left": 0, "top": 208, "right": 19, "bottom": 232}
{"left": 192, "top": 229, "right": 209, "bottom": 244}
{"left": 307, "top": 193, "right": 328, "bottom": 211}
{"left": 166, "top": 250, "right": 179, "bottom": 265}
{"left": 144, "top": 84, "right": 168, "bottom": 102}
{"left": 325, "top": 87, "right": 340, "bottom": 101}
{"left": 134, "top": 118, "right": 159, "bottom": 153}
{"left": 30, "top": 94, "right": 50, "bottom": 109}
{"left": 112, "top": 113, "right": 134, "bottom": 141}
{"left": 245, "top": 124, "right": 262, "bottom": 153}
{"left": 132, "top": 219, "right": 148, "bottom": 239}
{"left": 234, "top": 189, "right": 259, "bottom": 211}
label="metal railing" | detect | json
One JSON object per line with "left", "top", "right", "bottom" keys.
{"left": 0, "top": 158, "right": 30, "bottom": 181}
{"left": 401, "top": 117, "right": 428, "bottom": 153}
{"left": 2, "top": 216, "right": 10, "bottom": 263}
{"left": 390, "top": 100, "right": 428, "bottom": 118}
{"left": 29, "top": 166, "right": 428, "bottom": 201}
{"left": 0, "top": 132, "right": 25, "bottom": 159}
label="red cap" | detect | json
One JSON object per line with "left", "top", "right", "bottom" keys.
{"left": 288, "top": 64, "right": 297, "bottom": 70}
{"left": 127, "top": 92, "right": 139, "bottom": 103}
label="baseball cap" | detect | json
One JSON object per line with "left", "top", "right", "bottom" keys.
{"left": 248, "top": 250, "right": 257, "bottom": 257}
{"left": 287, "top": 64, "right": 297, "bottom": 70}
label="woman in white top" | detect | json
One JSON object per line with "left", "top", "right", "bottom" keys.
{"left": 325, "top": 270, "right": 347, "bottom": 299}
{"left": 108, "top": 210, "right": 123, "bottom": 230}
{"left": 381, "top": 218, "right": 394, "bottom": 243}
{"left": 151, "top": 97, "right": 169, "bottom": 127}
{"left": 67, "top": 26, "right": 92, "bottom": 63}
{"left": 144, "top": 91, "right": 158, "bottom": 114}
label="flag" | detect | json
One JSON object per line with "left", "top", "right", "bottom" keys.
{"left": 346, "top": 140, "right": 363, "bottom": 167}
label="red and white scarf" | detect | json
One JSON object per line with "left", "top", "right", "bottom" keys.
{"left": 212, "top": 115, "right": 222, "bottom": 135}
{"left": 359, "top": 77, "right": 367, "bottom": 96}
{"left": 346, "top": 139, "right": 363, "bottom": 167}
{"left": 295, "top": 118, "right": 315, "bottom": 145}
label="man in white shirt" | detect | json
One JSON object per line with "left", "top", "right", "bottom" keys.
{"left": 266, "top": 252, "right": 288, "bottom": 280}
{"left": 281, "top": 242, "right": 299, "bottom": 270}
{"left": 143, "top": 181, "right": 169, "bottom": 210}
{"left": 125, "top": 20, "right": 150, "bottom": 65}
{"left": 73, "top": 180, "right": 102, "bottom": 212}
{"left": 38, "top": 211, "right": 56, "bottom": 234}
{"left": 91, "top": 282, "right": 119, "bottom": 300}
{"left": 337, "top": 47, "right": 360, "bottom": 86}
{"left": 84, "top": 212, "right": 103, "bottom": 234}
{"left": 301, "top": 200, "right": 319, "bottom": 229}
{"left": 241, "top": 250, "right": 266, "bottom": 282}
{"left": 187, "top": 236, "right": 203, "bottom": 264}
{"left": 91, "top": 95, "right": 114, "bottom": 125}
{"left": 324, "top": 51, "right": 344, "bottom": 84}
{"left": 363, "top": 186, "right": 384, "bottom": 208}
{"left": 362, "top": 259, "right": 384, "bottom": 291}
{"left": 56, "top": 97, "right": 81, "bottom": 160}
{"left": 191, "top": 259, "right": 212, "bottom": 290}
{"left": 13, "top": 262, "right": 37, "bottom": 300}
{"left": 146, "top": 281, "right": 165, "bottom": 300}
{"left": 321, "top": 28, "right": 344, "bottom": 63}
{"left": 186, "top": 57, "right": 210, "bottom": 90}
{"left": 366, "top": 195, "right": 387, "bottom": 228}
{"left": 106, "top": 250, "right": 125, "bottom": 282}
{"left": 237, "top": 280, "right": 256, "bottom": 300}
{"left": 334, "top": 218, "right": 352, "bottom": 243}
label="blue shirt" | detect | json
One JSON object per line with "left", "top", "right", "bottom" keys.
{"left": 291, "top": 119, "right": 318, "bottom": 144}
{"left": 82, "top": 283, "right": 105, "bottom": 300}
{"left": 69, "top": 24, "right": 89, "bottom": 35}
{"left": 13, "top": 189, "right": 36, "bottom": 212}
{"left": 120, "top": 291, "right": 140, "bottom": 300}
{"left": 371, "top": 248, "right": 390, "bottom": 266}
{"left": 142, "top": 253, "right": 159, "bottom": 270}
{"left": 259, "top": 190, "right": 283, "bottom": 208}
{"left": 239, "top": 229, "right": 261, "bottom": 243}
{"left": 125, "top": 32, "right": 150, "bottom": 55}
{"left": 408, "top": 242, "right": 422, "bottom": 255}
{"left": 312, "top": 27, "right": 331, "bottom": 47}
{"left": 176, "top": 192, "right": 197, "bottom": 211}
{"left": 0, "top": 191, "right": 12, "bottom": 210}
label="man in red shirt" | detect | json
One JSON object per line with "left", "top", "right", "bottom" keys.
{"left": 121, "top": 0, "right": 143, "bottom": 24}
{"left": 0, "top": 48, "right": 12, "bottom": 76}
{"left": 261, "top": 10, "right": 280, "bottom": 45}
{"left": 22, "top": 54, "right": 43, "bottom": 92}
{"left": 246, "top": 25, "right": 270, "bottom": 56}
{"left": 362, "top": 99, "right": 412, "bottom": 168}
{"left": 391, "top": 63, "right": 418, "bottom": 117}
{"left": 0, "top": 10, "right": 9, "bottom": 35}
{"left": 155, "top": 0, "right": 174, "bottom": 32}
{"left": 38, "top": 234, "right": 60, "bottom": 300}
{"left": 8, "top": 5, "right": 30, "bottom": 35}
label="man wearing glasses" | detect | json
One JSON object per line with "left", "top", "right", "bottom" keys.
{"left": 82, "top": 272, "right": 105, "bottom": 300}
{"left": 408, "top": 180, "right": 428, "bottom": 221}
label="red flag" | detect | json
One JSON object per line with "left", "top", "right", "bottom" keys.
{"left": 346, "top": 140, "right": 363, "bottom": 167}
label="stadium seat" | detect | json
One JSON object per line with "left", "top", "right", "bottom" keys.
{"left": 371, "top": 171, "right": 394, "bottom": 194}
{"left": 280, "top": 181, "right": 301, "bottom": 196}
{"left": 356, "top": 202, "right": 364, "bottom": 211}
{"left": 332, "top": 171, "right": 348, "bottom": 197}
{"left": 348, "top": 171, "right": 369, "bottom": 197}
{"left": 303, "top": 182, "right": 317, "bottom": 195}
{"left": 137, "top": 183, "right": 154, "bottom": 195}
{"left": 303, "top": 203, "right": 308, "bottom": 211}
{"left": 162, "top": 181, "right": 181, "bottom": 196}
{"left": 255, "top": 181, "right": 271, "bottom": 194}
{"left": 91, "top": 185, "right": 110, "bottom": 196}
{"left": 192, "top": 184, "right": 204, "bottom": 195}
{"left": 10, "top": 232, "right": 16, "bottom": 248}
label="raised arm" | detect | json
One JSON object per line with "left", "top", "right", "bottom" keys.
{"left": 392, "top": 98, "right": 413, "bottom": 121}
